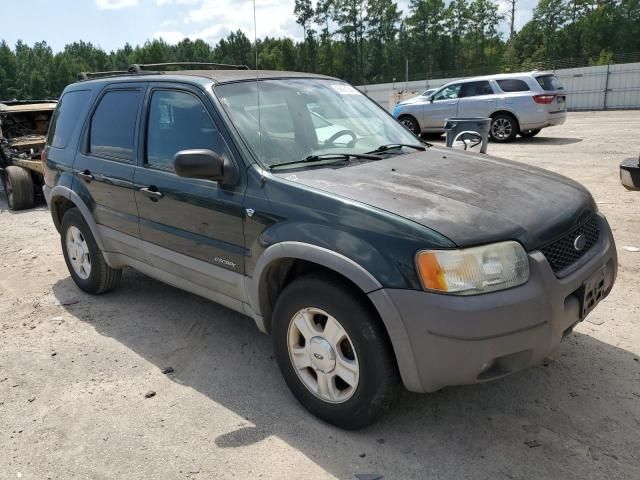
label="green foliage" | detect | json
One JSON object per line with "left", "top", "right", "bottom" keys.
{"left": 1, "top": 0, "right": 639, "bottom": 100}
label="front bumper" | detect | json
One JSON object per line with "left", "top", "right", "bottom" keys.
{"left": 371, "top": 213, "right": 617, "bottom": 393}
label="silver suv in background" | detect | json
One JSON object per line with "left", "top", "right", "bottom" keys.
{"left": 393, "top": 72, "right": 567, "bottom": 142}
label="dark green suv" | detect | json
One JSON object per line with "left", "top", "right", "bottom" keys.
{"left": 43, "top": 64, "right": 617, "bottom": 429}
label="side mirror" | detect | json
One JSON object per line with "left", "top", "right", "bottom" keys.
{"left": 173, "top": 149, "right": 238, "bottom": 185}
{"left": 620, "top": 156, "right": 640, "bottom": 191}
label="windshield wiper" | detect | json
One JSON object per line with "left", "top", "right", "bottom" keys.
{"left": 366, "top": 143, "right": 427, "bottom": 154}
{"left": 269, "top": 152, "right": 382, "bottom": 170}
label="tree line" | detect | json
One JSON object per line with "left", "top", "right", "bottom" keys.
{"left": 1, "top": 0, "right": 639, "bottom": 100}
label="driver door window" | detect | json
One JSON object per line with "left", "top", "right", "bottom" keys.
{"left": 433, "top": 84, "right": 462, "bottom": 101}
{"left": 146, "top": 90, "right": 225, "bottom": 172}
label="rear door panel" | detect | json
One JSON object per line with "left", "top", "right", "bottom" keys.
{"left": 72, "top": 83, "right": 147, "bottom": 238}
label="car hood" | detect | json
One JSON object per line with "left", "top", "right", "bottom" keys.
{"left": 277, "top": 147, "right": 596, "bottom": 250}
{"left": 397, "top": 96, "right": 424, "bottom": 105}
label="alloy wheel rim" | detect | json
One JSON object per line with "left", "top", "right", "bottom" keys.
{"left": 401, "top": 118, "right": 416, "bottom": 133}
{"left": 287, "top": 307, "right": 359, "bottom": 404}
{"left": 66, "top": 226, "right": 92, "bottom": 280}
{"left": 492, "top": 118, "right": 512, "bottom": 140}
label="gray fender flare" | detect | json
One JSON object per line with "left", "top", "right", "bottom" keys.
{"left": 247, "top": 242, "right": 382, "bottom": 320}
{"left": 247, "top": 241, "right": 423, "bottom": 392}
{"left": 49, "top": 185, "right": 106, "bottom": 251}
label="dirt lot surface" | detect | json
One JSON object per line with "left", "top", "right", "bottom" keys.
{"left": 1, "top": 111, "right": 639, "bottom": 479}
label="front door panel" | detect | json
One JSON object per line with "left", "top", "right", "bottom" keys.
{"left": 134, "top": 85, "right": 246, "bottom": 299}
{"left": 134, "top": 169, "right": 246, "bottom": 273}
{"left": 424, "top": 83, "right": 462, "bottom": 129}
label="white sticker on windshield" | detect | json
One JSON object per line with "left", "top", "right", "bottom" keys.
{"left": 331, "top": 84, "right": 360, "bottom": 95}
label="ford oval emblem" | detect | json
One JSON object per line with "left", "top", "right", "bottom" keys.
{"left": 573, "top": 234, "right": 587, "bottom": 251}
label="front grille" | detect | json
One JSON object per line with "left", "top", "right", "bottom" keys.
{"left": 540, "top": 216, "right": 600, "bottom": 274}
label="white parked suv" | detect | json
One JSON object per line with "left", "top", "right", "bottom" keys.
{"left": 392, "top": 72, "right": 567, "bottom": 142}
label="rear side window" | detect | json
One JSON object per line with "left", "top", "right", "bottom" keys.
{"left": 536, "top": 75, "right": 563, "bottom": 91}
{"left": 459, "top": 81, "right": 494, "bottom": 98}
{"left": 496, "top": 79, "right": 530, "bottom": 92}
{"left": 47, "top": 90, "right": 91, "bottom": 149}
{"left": 146, "top": 90, "right": 226, "bottom": 172}
{"left": 89, "top": 90, "right": 142, "bottom": 162}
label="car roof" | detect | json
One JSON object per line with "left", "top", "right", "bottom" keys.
{"left": 69, "top": 69, "right": 339, "bottom": 90}
{"left": 440, "top": 71, "right": 555, "bottom": 86}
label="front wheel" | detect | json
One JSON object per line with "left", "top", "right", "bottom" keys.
{"left": 272, "top": 274, "right": 399, "bottom": 429}
{"left": 520, "top": 128, "right": 541, "bottom": 138}
{"left": 398, "top": 115, "right": 420, "bottom": 136}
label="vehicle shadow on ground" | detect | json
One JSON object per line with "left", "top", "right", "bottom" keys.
{"left": 52, "top": 270, "right": 639, "bottom": 479}
{"left": 427, "top": 136, "right": 583, "bottom": 147}
{"left": 512, "top": 136, "right": 583, "bottom": 146}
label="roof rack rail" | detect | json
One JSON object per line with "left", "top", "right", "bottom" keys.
{"left": 127, "top": 62, "right": 250, "bottom": 73}
{"left": 77, "top": 70, "right": 130, "bottom": 81}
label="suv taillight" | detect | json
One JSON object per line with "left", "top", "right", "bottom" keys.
{"left": 40, "top": 148, "right": 47, "bottom": 164}
{"left": 533, "top": 94, "right": 556, "bottom": 104}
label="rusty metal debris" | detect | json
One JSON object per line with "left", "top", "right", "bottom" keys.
{"left": 0, "top": 99, "right": 57, "bottom": 210}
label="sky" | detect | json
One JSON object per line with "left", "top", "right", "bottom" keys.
{"left": 1, "top": 0, "right": 538, "bottom": 53}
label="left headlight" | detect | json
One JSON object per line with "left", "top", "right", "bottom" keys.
{"left": 415, "top": 241, "right": 530, "bottom": 295}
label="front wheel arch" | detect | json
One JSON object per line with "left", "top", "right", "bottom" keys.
{"left": 250, "top": 245, "right": 424, "bottom": 392}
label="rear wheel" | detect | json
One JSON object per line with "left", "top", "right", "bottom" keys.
{"left": 490, "top": 113, "right": 518, "bottom": 142}
{"left": 520, "top": 128, "right": 541, "bottom": 138}
{"left": 272, "top": 274, "right": 399, "bottom": 429}
{"left": 4, "top": 166, "right": 34, "bottom": 211}
{"left": 60, "top": 207, "right": 122, "bottom": 294}
{"left": 398, "top": 115, "right": 420, "bottom": 136}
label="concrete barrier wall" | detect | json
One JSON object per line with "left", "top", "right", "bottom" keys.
{"left": 357, "top": 62, "right": 640, "bottom": 112}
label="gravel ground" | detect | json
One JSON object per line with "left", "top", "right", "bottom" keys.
{"left": 1, "top": 111, "right": 639, "bottom": 480}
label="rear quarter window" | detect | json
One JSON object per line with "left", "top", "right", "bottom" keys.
{"left": 47, "top": 90, "right": 92, "bottom": 149}
{"left": 496, "top": 79, "right": 530, "bottom": 93}
{"left": 535, "top": 75, "right": 564, "bottom": 91}
{"left": 89, "top": 89, "right": 143, "bottom": 162}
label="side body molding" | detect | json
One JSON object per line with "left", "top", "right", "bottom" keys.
{"left": 49, "top": 185, "right": 106, "bottom": 251}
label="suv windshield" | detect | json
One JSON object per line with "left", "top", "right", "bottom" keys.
{"left": 215, "top": 79, "right": 420, "bottom": 167}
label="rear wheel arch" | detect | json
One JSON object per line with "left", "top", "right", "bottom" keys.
{"left": 49, "top": 186, "right": 105, "bottom": 251}
{"left": 490, "top": 110, "right": 521, "bottom": 130}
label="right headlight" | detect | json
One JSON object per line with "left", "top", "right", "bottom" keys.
{"left": 415, "top": 241, "right": 530, "bottom": 295}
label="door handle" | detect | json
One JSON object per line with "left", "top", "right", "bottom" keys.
{"left": 78, "top": 170, "right": 94, "bottom": 182}
{"left": 139, "top": 186, "right": 164, "bottom": 201}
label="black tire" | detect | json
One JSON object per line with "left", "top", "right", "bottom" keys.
{"left": 398, "top": 115, "right": 421, "bottom": 136}
{"left": 519, "top": 128, "right": 541, "bottom": 138}
{"left": 489, "top": 113, "right": 518, "bottom": 143}
{"left": 60, "top": 207, "right": 122, "bottom": 294}
{"left": 272, "top": 273, "right": 399, "bottom": 429}
{"left": 4, "top": 166, "right": 34, "bottom": 211}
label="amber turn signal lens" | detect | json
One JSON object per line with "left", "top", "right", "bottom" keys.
{"left": 416, "top": 251, "right": 448, "bottom": 291}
